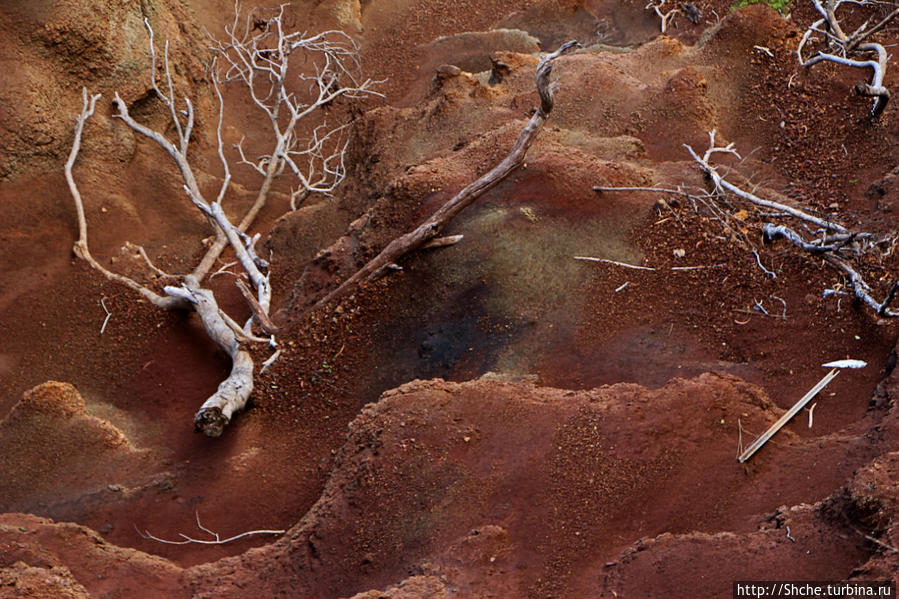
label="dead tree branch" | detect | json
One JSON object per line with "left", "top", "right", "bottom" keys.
{"left": 646, "top": 0, "right": 680, "bottom": 33}
{"left": 686, "top": 130, "right": 847, "bottom": 234}
{"left": 67, "top": 8, "right": 377, "bottom": 436}
{"left": 684, "top": 132, "right": 899, "bottom": 318}
{"left": 65, "top": 89, "right": 189, "bottom": 311}
{"left": 193, "top": 3, "right": 384, "bottom": 280}
{"left": 797, "top": 0, "right": 897, "bottom": 117}
{"left": 305, "top": 40, "right": 580, "bottom": 314}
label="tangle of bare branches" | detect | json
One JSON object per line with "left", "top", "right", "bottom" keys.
{"left": 66, "top": 5, "right": 380, "bottom": 436}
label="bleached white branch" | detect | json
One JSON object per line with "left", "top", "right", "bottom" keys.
{"left": 686, "top": 133, "right": 899, "bottom": 318}
{"left": 69, "top": 8, "right": 378, "bottom": 435}
{"left": 211, "top": 58, "right": 232, "bottom": 205}
{"left": 192, "top": 4, "right": 382, "bottom": 281}
{"left": 124, "top": 242, "right": 175, "bottom": 278}
{"left": 66, "top": 88, "right": 189, "bottom": 310}
{"left": 646, "top": 0, "right": 680, "bottom": 32}
{"left": 685, "top": 130, "right": 847, "bottom": 233}
{"left": 136, "top": 511, "right": 284, "bottom": 545}
{"left": 799, "top": 0, "right": 896, "bottom": 116}
{"left": 100, "top": 297, "right": 112, "bottom": 334}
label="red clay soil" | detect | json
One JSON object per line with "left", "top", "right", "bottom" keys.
{"left": 1, "top": 0, "right": 899, "bottom": 597}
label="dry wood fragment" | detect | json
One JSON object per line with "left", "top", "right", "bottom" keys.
{"left": 421, "top": 235, "right": 464, "bottom": 249}
{"left": 66, "top": 7, "right": 379, "bottom": 436}
{"left": 797, "top": 0, "right": 897, "bottom": 117}
{"left": 574, "top": 256, "right": 656, "bottom": 271}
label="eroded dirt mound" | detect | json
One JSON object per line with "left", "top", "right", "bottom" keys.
{"left": 823, "top": 451, "right": 899, "bottom": 580}
{"left": 0, "top": 382, "right": 151, "bottom": 511}
{"left": 186, "top": 372, "right": 894, "bottom": 598}
{"left": 602, "top": 452, "right": 899, "bottom": 596}
{"left": 0, "top": 513, "right": 188, "bottom": 599}
{"left": 0, "top": 562, "right": 90, "bottom": 599}
{"left": 4, "top": 370, "right": 897, "bottom": 597}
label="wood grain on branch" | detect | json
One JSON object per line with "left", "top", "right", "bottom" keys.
{"left": 165, "top": 280, "right": 256, "bottom": 436}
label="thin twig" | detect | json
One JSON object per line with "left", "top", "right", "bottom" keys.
{"left": 136, "top": 511, "right": 285, "bottom": 546}
{"left": 575, "top": 256, "right": 656, "bottom": 271}
{"left": 125, "top": 242, "right": 174, "bottom": 278}
{"left": 849, "top": 524, "right": 899, "bottom": 553}
{"left": 752, "top": 249, "right": 777, "bottom": 279}
{"left": 771, "top": 295, "right": 788, "bottom": 320}
{"left": 100, "top": 297, "right": 112, "bottom": 334}
{"left": 210, "top": 260, "right": 241, "bottom": 279}
{"left": 670, "top": 264, "right": 725, "bottom": 271}
{"left": 593, "top": 185, "right": 689, "bottom": 195}
{"left": 752, "top": 300, "right": 769, "bottom": 316}
{"left": 66, "top": 89, "right": 188, "bottom": 310}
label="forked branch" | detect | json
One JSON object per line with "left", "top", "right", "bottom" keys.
{"left": 66, "top": 89, "right": 189, "bottom": 311}
{"left": 67, "top": 8, "right": 375, "bottom": 436}
{"left": 685, "top": 130, "right": 847, "bottom": 233}
{"left": 137, "top": 511, "right": 284, "bottom": 545}
{"left": 646, "top": 0, "right": 680, "bottom": 33}
{"left": 192, "top": 3, "right": 383, "bottom": 280}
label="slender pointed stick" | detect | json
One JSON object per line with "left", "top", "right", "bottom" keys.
{"left": 737, "top": 369, "right": 839, "bottom": 463}
{"left": 574, "top": 256, "right": 656, "bottom": 271}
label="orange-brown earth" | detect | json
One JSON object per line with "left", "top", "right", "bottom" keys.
{"left": 1, "top": 0, "right": 899, "bottom": 597}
